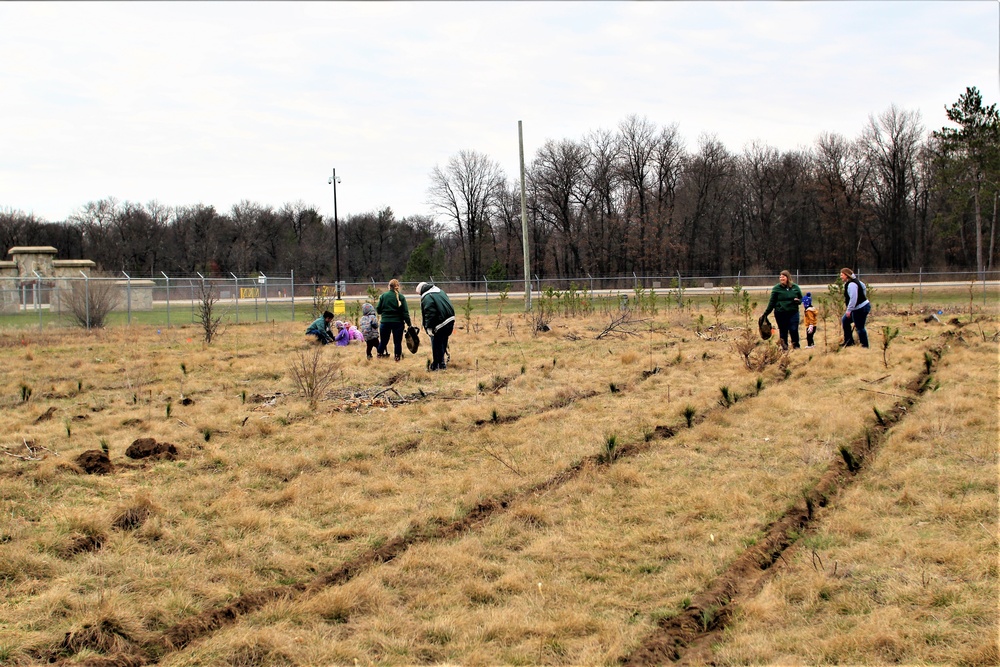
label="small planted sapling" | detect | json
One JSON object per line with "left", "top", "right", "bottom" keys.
{"left": 880, "top": 326, "right": 900, "bottom": 368}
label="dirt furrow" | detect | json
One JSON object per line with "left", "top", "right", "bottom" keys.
{"left": 620, "top": 344, "right": 944, "bottom": 666}
{"left": 49, "top": 368, "right": 781, "bottom": 666}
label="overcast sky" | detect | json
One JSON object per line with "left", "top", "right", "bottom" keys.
{"left": 1, "top": 1, "right": 997, "bottom": 225}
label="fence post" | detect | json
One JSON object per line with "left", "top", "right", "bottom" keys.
{"left": 122, "top": 271, "right": 132, "bottom": 325}
{"left": 161, "top": 271, "right": 171, "bottom": 328}
{"left": 80, "top": 271, "right": 90, "bottom": 330}
{"left": 260, "top": 272, "right": 268, "bottom": 322}
{"left": 32, "top": 270, "right": 43, "bottom": 331}
{"left": 918, "top": 267, "right": 922, "bottom": 304}
{"left": 230, "top": 272, "right": 239, "bottom": 324}
{"left": 290, "top": 270, "right": 295, "bottom": 322}
{"left": 192, "top": 273, "right": 199, "bottom": 323}
{"left": 483, "top": 275, "right": 489, "bottom": 315}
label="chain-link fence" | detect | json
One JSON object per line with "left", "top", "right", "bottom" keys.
{"left": 1, "top": 269, "right": 996, "bottom": 330}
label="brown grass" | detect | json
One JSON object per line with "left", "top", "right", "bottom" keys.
{"left": 0, "top": 297, "right": 996, "bottom": 665}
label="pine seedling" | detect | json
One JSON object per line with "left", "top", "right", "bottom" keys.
{"left": 683, "top": 405, "right": 696, "bottom": 428}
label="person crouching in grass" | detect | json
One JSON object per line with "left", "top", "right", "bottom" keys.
{"left": 306, "top": 310, "right": 335, "bottom": 345}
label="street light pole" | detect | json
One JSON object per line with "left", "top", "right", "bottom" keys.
{"left": 328, "top": 168, "right": 342, "bottom": 299}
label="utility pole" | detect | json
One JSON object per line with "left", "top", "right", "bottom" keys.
{"left": 328, "top": 168, "right": 342, "bottom": 300}
{"left": 519, "top": 120, "right": 531, "bottom": 311}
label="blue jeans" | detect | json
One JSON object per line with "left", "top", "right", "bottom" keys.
{"left": 842, "top": 303, "right": 871, "bottom": 347}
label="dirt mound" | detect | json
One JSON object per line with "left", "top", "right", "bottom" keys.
{"left": 112, "top": 504, "right": 153, "bottom": 531}
{"left": 75, "top": 450, "right": 113, "bottom": 475}
{"left": 59, "top": 617, "right": 139, "bottom": 658}
{"left": 58, "top": 532, "right": 105, "bottom": 559}
{"left": 125, "top": 438, "right": 177, "bottom": 460}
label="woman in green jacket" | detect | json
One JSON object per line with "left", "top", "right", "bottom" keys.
{"left": 375, "top": 278, "right": 411, "bottom": 361}
{"left": 760, "top": 270, "right": 803, "bottom": 350}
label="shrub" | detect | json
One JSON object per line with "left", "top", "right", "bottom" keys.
{"left": 288, "top": 347, "right": 339, "bottom": 409}
{"left": 62, "top": 275, "right": 123, "bottom": 329}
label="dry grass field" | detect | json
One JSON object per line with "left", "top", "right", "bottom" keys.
{"left": 0, "top": 291, "right": 996, "bottom": 666}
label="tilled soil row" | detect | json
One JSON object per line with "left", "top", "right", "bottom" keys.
{"left": 620, "top": 343, "right": 944, "bottom": 667}
{"left": 48, "top": 366, "right": 786, "bottom": 666}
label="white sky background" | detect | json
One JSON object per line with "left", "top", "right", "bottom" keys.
{"left": 1, "top": 1, "right": 997, "bottom": 224}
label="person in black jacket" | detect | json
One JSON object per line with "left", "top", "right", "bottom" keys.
{"left": 415, "top": 282, "right": 456, "bottom": 371}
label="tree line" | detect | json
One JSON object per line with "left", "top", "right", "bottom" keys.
{"left": 2, "top": 87, "right": 997, "bottom": 282}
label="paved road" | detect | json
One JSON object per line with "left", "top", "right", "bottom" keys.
{"left": 177, "top": 280, "right": 998, "bottom": 308}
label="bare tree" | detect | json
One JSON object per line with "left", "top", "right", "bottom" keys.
{"left": 581, "top": 128, "right": 624, "bottom": 275}
{"left": 531, "top": 138, "right": 591, "bottom": 277}
{"left": 812, "top": 132, "right": 873, "bottom": 270}
{"left": 196, "top": 281, "right": 225, "bottom": 344}
{"left": 617, "top": 115, "right": 659, "bottom": 274}
{"left": 861, "top": 104, "right": 925, "bottom": 270}
{"left": 62, "top": 274, "right": 123, "bottom": 329}
{"left": 428, "top": 150, "right": 506, "bottom": 280}
{"left": 288, "top": 347, "right": 339, "bottom": 409}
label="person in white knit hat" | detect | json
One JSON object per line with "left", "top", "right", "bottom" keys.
{"left": 415, "top": 281, "right": 455, "bottom": 370}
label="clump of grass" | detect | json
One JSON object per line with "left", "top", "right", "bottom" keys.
{"left": 202, "top": 428, "right": 212, "bottom": 442}
{"left": 100, "top": 438, "right": 109, "bottom": 455}
{"left": 165, "top": 402, "right": 172, "bottom": 419}
{"left": 609, "top": 382, "right": 620, "bottom": 393}
{"left": 755, "top": 377, "right": 764, "bottom": 396}
{"left": 64, "top": 419, "right": 72, "bottom": 439}
{"left": 19, "top": 383, "right": 32, "bottom": 403}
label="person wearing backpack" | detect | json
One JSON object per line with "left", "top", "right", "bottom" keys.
{"left": 359, "top": 302, "right": 380, "bottom": 359}
{"left": 840, "top": 268, "right": 871, "bottom": 348}
{"left": 415, "top": 281, "right": 456, "bottom": 371}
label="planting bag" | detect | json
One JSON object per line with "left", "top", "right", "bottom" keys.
{"left": 758, "top": 316, "right": 773, "bottom": 340}
{"left": 405, "top": 326, "right": 420, "bottom": 353}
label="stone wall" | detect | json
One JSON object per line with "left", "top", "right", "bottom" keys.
{"left": 1, "top": 247, "right": 153, "bottom": 314}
